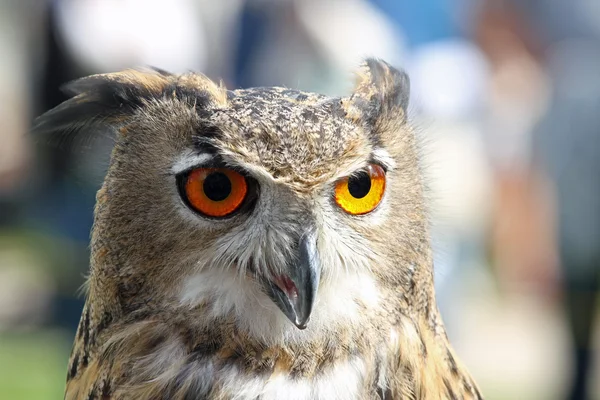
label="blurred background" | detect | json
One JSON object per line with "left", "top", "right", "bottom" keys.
{"left": 0, "top": 0, "right": 599, "bottom": 398}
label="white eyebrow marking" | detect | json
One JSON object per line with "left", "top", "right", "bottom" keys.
{"left": 372, "top": 148, "right": 396, "bottom": 171}
{"left": 171, "top": 150, "right": 214, "bottom": 174}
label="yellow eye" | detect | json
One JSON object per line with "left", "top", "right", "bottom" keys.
{"left": 183, "top": 168, "right": 248, "bottom": 217}
{"left": 334, "top": 164, "right": 386, "bottom": 215}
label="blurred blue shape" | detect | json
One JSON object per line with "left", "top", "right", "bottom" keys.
{"left": 368, "top": 0, "right": 465, "bottom": 48}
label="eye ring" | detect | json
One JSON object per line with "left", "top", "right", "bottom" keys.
{"left": 334, "top": 164, "right": 386, "bottom": 215}
{"left": 178, "top": 167, "right": 250, "bottom": 218}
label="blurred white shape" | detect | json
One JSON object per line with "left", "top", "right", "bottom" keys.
{"left": 56, "top": 0, "right": 207, "bottom": 73}
{"left": 408, "top": 39, "right": 492, "bottom": 242}
{"left": 425, "top": 118, "right": 493, "bottom": 295}
{"left": 424, "top": 122, "right": 493, "bottom": 235}
{"left": 407, "top": 40, "right": 493, "bottom": 311}
{"left": 296, "top": 0, "right": 407, "bottom": 79}
{"left": 408, "top": 39, "right": 489, "bottom": 120}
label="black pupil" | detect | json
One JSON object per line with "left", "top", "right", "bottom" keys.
{"left": 203, "top": 172, "right": 232, "bottom": 201}
{"left": 347, "top": 171, "right": 371, "bottom": 199}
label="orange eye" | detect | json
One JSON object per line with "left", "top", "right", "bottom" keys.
{"left": 334, "top": 164, "right": 386, "bottom": 215}
{"left": 183, "top": 168, "right": 248, "bottom": 217}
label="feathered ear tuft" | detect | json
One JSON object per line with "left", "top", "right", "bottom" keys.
{"left": 31, "top": 68, "right": 173, "bottom": 148}
{"left": 342, "top": 58, "right": 410, "bottom": 126}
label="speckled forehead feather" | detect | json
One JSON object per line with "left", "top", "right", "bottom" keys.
{"left": 205, "top": 87, "right": 373, "bottom": 185}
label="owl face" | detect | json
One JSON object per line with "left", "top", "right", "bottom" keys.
{"left": 171, "top": 86, "right": 403, "bottom": 328}
{"left": 35, "top": 60, "right": 423, "bottom": 337}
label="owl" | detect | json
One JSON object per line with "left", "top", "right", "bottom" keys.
{"left": 34, "top": 59, "right": 482, "bottom": 399}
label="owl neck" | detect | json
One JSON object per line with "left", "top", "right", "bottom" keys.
{"left": 74, "top": 245, "right": 481, "bottom": 399}
{"left": 75, "top": 283, "right": 480, "bottom": 399}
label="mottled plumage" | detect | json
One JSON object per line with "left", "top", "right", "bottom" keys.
{"left": 34, "top": 59, "right": 482, "bottom": 399}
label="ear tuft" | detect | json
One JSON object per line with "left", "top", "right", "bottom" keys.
{"left": 342, "top": 58, "right": 410, "bottom": 125}
{"left": 175, "top": 74, "right": 229, "bottom": 108}
{"left": 31, "top": 68, "right": 173, "bottom": 148}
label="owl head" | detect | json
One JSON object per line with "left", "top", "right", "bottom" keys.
{"left": 34, "top": 59, "right": 432, "bottom": 340}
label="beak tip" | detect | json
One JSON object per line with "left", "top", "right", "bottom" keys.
{"left": 294, "top": 316, "right": 310, "bottom": 330}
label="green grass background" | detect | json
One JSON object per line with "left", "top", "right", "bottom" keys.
{"left": 0, "top": 331, "right": 71, "bottom": 400}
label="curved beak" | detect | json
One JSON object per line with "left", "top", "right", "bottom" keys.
{"left": 264, "top": 231, "right": 320, "bottom": 329}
